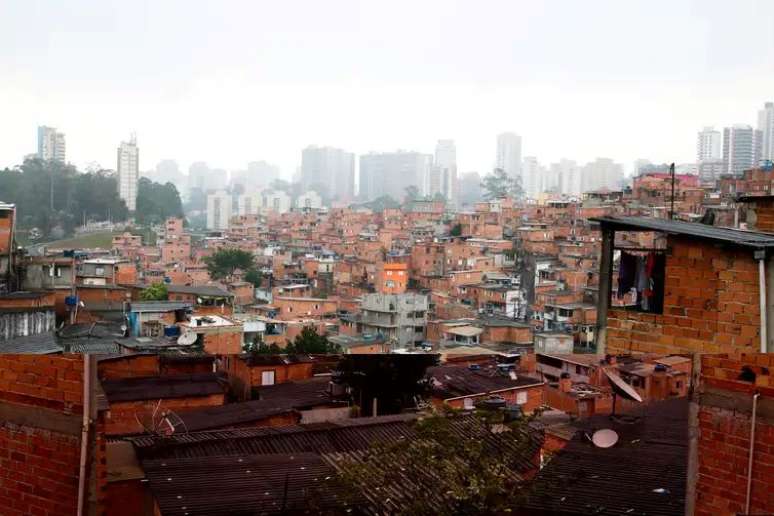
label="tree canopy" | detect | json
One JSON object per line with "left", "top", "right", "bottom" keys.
{"left": 330, "top": 407, "right": 537, "bottom": 515}
{"left": 134, "top": 177, "right": 184, "bottom": 225}
{"left": 139, "top": 282, "right": 168, "bottom": 301}
{"left": 481, "top": 167, "right": 523, "bottom": 200}
{"left": 0, "top": 158, "right": 129, "bottom": 237}
{"left": 204, "top": 248, "right": 257, "bottom": 280}
{"left": 284, "top": 326, "right": 341, "bottom": 354}
{"left": 336, "top": 354, "right": 439, "bottom": 416}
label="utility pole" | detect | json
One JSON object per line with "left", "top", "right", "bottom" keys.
{"left": 669, "top": 162, "right": 676, "bottom": 220}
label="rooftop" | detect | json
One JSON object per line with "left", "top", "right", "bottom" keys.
{"left": 101, "top": 373, "right": 226, "bottom": 403}
{"left": 428, "top": 363, "right": 543, "bottom": 399}
{"left": 591, "top": 216, "right": 774, "bottom": 249}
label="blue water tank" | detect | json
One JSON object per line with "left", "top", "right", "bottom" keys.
{"left": 64, "top": 296, "right": 78, "bottom": 306}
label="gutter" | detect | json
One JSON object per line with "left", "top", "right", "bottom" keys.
{"left": 745, "top": 392, "right": 760, "bottom": 515}
{"left": 76, "top": 355, "right": 92, "bottom": 516}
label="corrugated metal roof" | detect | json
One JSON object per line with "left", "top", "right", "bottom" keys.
{"left": 101, "top": 373, "right": 226, "bottom": 403}
{"left": 524, "top": 398, "right": 688, "bottom": 516}
{"left": 591, "top": 216, "right": 774, "bottom": 249}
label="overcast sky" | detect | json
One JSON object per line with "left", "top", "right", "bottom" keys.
{"left": 1, "top": 0, "right": 773, "bottom": 178}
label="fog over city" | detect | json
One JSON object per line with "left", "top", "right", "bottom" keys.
{"left": 2, "top": 0, "right": 773, "bottom": 178}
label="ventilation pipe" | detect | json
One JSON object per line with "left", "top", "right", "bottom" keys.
{"left": 745, "top": 392, "right": 760, "bottom": 515}
{"left": 756, "top": 250, "right": 767, "bottom": 353}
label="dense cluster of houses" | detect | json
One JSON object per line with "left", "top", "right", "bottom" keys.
{"left": 2, "top": 166, "right": 774, "bottom": 514}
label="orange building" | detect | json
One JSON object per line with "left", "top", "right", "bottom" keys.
{"left": 377, "top": 262, "right": 408, "bottom": 294}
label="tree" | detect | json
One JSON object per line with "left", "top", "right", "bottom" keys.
{"left": 336, "top": 354, "right": 439, "bottom": 416}
{"left": 204, "top": 248, "right": 256, "bottom": 280}
{"left": 245, "top": 341, "right": 282, "bottom": 354}
{"left": 139, "top": 282, "right": 168, "bottom": 301}
{"left": 362, "top": 195, "right": 400, "bottom": 213}
{"left": 244, "top": 269, "right": 262, "bottom": 288}
{"left": 135, "top": 178, "right": 184, "bottom": 224}
{"left": 403, "top": 185, "right": 420, "bottom": 204}
{"left": 449, "top": 223, "right": 462, "bottom": 236}
{"left": 481, "top": 167, "right": 523, "bottom": 200}
{"left": 329, "top": 407, "right": 538, "bottom": 515}
{"left": 285, "top": 326, "right": 341, "bottom": 354}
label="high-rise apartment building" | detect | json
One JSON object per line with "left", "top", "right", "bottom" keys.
{"left": 300, "top": 146, "right": 355, "bottom": 201}
{"left": 206, "top": 190, "right": 232, "bottom": 230}
{"left": 722, "top": 125, "right": 762, "bottom": 176}
{"left": 758, "top": 102, "right": 774, "bottom": 162}
{"left": 431, "top": 140, "right": 458, "bottom": 205}
{"left": 522, "top": 157, "right": 544, "bottom": 198}
{"left": 37, "top": 126, "right": 66, "bottom": 162}
{"left": 697, "top": 127, "right": 721, "bottom": 162}
{"left": 359, "top": 151, "right": 432, "bottom": 202}
{"left": 496, "top": 132, "right": 521, "bottom": 180}
{"left": 581, "top": 158, "right": 623, "bottom": 192}
{"left": 553, "top": 159, "right": 582, "bottom": 196}
{"left": 117, "top": 135, "right": 139, "bottom": 211}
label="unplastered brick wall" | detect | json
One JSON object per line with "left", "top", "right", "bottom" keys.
{"left": 607, "top": 237, "right": 761, "bottom": 355}
{"left": 0, "top": 422, "right": 82, "bottom": 515}
{"left": 694, "top": 354, "right": 774, "bottom": 516}
{"left": 0, "top": 354, "right": 85, "bottom": 516}
{"left": 0, "top": 354, "right": 83, "bottom": 412}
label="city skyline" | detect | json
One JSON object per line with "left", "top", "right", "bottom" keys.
{"left": 2, "top": 1, "right": 773, "bottom": 177}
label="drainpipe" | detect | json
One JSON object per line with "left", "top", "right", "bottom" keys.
{"left": 745, "top": 391, "right": 760, "bottom": 515}
{"left": 76, "top": 355, "right": 92, "bottom": 516}
{"left": 756, "top": 250, "right": 767, "bottom": 353}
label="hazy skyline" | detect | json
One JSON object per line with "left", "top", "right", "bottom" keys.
{"left": 2, "top": 0, "right": 773, "bottom": 178}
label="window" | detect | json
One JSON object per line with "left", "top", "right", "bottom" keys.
{"left": 95, "top": 266, "right": 105, "bottom": 276}
{"left": 516, "top": 391, "right": 528, "bottom": 405}
{"left": 463, "top": 398, "right": 474, "bottom": 410}
{"left": 576, "top": 365, "right": 582, "bottom": 375}
{"left": 261, "top": 370, "right": 275, "bottom": 386}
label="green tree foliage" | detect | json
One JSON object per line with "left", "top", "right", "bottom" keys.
{"left": 449, "top": 223, "right": 462, "bottom": 236}
{"left": 0, "top": 158, "right": 129, "bottom": 237}
{"left": 481, "top": 167, "right": 523, "bottom": 200}
{"left": 244, "top": 269, "right": 262, "bottom": 288}
{"left": 284, "top": 326, "right": 341, "bottom": 354}
{"left": 134, "top": 178, "right": 184, "bottom": 225}
{"left": 245, "top": 341, "right": 282, "bottom": 354}
{"left": 336, "top": 354, "right": 439, "bottom": 416}
{"left": 204, "top": 248, "right": 256, "bottom": 280}
{"left": 362, "top": 195, "right": 400, "bottom": 213}
{"left": 403, "top": 185, "right": 420, "bottom": 203}
{"left": 139, "top": 282, "right": 168, "bottom": 301}
{"left": 331, "top": 407, "right": 537, "bottom": 515}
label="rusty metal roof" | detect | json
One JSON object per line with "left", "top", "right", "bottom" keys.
{"left": 101, "top": 373, "right": 227, "bottom": 403}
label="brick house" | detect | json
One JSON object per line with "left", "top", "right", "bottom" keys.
{"left": 178, "top": 315, "right": 243, "bottom": 354}
{"left": 688, "top": 353, "right": 774, "bottom": 516}
{"left": 593, "top": 216, "right": 774, "bottom": 356}
{"left": 0, "top": 354, "right": 87, "bottom": 515}
{"left": 427, "top": 362, "right": 544, "bottom": 412}
{"left": 100, "top": 372, "right": 228, "bottom": 436}
{"left": 221, "top": 354, "right": 315, "bottom": 400}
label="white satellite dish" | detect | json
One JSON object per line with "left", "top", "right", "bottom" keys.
{"left": 604, "top": 369, "right": 643, "bottom": 403}
{"left": 177, "top": 331, "right": 197, "bottom": 346}
{"left": 592, "top": 429, "right": 619, "bottom": 448}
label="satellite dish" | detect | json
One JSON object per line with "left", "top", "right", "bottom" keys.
{"left": 177, "top": 331, "right": 197, "bottom": 346}
{"left": 604, "top": 369, "right": 643, "bottom": 403}
{"left": 592, "top": 429, "right": 619, "bottom": 448}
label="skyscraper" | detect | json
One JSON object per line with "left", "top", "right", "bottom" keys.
{"left": 553, "top": 159, "right": 582, "bottom": 196}
{"left": 37, "top": 126, "right": 66, "bottom": 162}
{"left": 521, "top": 157, "right": 544, "bottom": 198}
{"left": 117, "top": 135, "right": 139, "bottom": 211}
{"left": 432, "top": 139, "right": 458, "bottom": 205}
{"left": 722, "top": 125, "right": 761, "bottom": 176}
{"left": 300, "top": 146, "right": 355, "bottom": 201}
{"left": 758, "top": 102, "right": 774, "bottom": 162}
{"left": 496, "top": 133, "right": 521, "bottom": 180}
{"left": 581, "top": 158, "right": 623, "bottom": 192}
{"left": 359, "top": 151, "right": 432, "bottom": 202}
{"left": 697, "top": 127, "right": 721, "bottom": 162}
{"left": 206, "top": 190, "right": 232, "bottom": 230}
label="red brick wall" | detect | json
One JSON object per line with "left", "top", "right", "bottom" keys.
{"left": 98, "top": 355, "right": 161, "bottom": 380}
{"left": 104, "top": 393, "right": 225, "bottom": 436}
{"left": 694, "top": 353, "right": 774, "bottom": 516}
{"left": 0, "top": 423, "right": 82, "bottom": 515}
{"left": 607, "top": 238, "right": 761, "bottom": 355}
{"left": 0, "top": 355, "right": 85, "bottom": 516}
